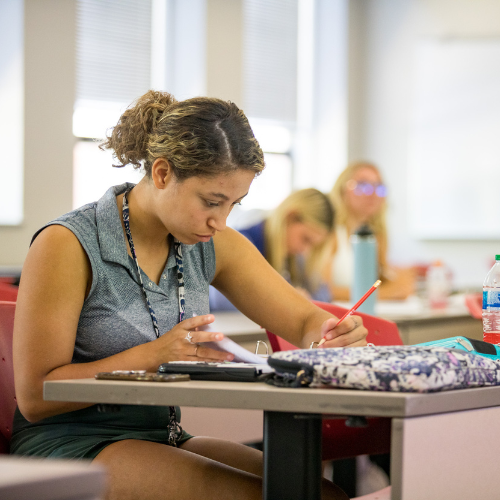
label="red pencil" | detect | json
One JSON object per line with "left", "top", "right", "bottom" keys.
{"left": 317, "top": 280, "right": 382, "bottom": 347}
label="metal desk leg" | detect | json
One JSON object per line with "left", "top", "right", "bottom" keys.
{"left": 263, "top": 411, "right": 322, "bottom": 500}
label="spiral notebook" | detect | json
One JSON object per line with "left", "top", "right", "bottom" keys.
{"left": 158, "top": 361, "right": 272, "bottom": 382}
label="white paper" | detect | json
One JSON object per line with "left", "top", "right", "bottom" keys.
{"left": 202, "top": 336, "right": 268, "bottom": 364}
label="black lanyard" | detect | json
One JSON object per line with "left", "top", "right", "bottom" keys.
{"left": 122, "top": 188, "right": 183, "bottom": 446}
{"left": 122, "top": 189, "right": 186, "bottom": 334}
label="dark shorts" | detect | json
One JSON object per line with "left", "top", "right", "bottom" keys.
{"left": 10, "top": 405, "right": 193, "bottom": 460}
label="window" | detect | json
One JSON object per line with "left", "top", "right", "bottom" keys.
{"left": 0, "top": 0, "right": 23, "bottom": 225}
{"left": 72, "top": 0, "right": 347, "bottom": 213}
{"left": 72, "top": 0, "right": 208, "bottom": 208}
{"left": 242, "top": 152, "right": 293, "bottom": 210}
{"left": 243, "top": 0, "right": 298, "bottom": 123}
{"left": 74, "top": 0, "right": 152, "bottom": 139}
{"left": 237, "top": 0, "right": 299, "bottom": 213}
{"left": 239, "top": 0, "right": 348, "bottom": 207}
{"left": 73, "top": 141, "right": 143, "bottom": 208}
{"left": 72, "top": 0, "right": 154, "bottom": 208}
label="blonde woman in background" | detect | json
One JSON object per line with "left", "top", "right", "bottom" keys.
{"left": 210, "top": 188, "right": 335, "bottom": 310}
{"left": 328, "top": 160, "right": 415, "bottom": 301}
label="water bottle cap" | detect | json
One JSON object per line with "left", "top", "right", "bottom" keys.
{"left": 496, "top": 255, "right": 500, "bottom": 260}
{"left": 354, "top": 224, "right": 374, "bottom": 237}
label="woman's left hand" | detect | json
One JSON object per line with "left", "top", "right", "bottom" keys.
{"left": 318, "top": 315, "right": 368, "bottom": 348}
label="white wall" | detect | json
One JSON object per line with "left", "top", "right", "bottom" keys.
{"left": 0, "top": 0, "right": 75, "bottom": 266}
{"left": 347, "top": 0, "right": 500, "bottom": 289}
{"left": 206, "top": 0, "right": 243, "bottom": 104}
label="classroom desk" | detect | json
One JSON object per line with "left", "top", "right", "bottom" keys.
{"left": 368, "top": 294, "right": 483, "bottom": 345}
{"left": 189, "top": 297, "right": 482, "bottom": 445}
{"left": 44, "top": 378, "right": 500, "bottom": 500}
{"left": 0, "top": 455, "right": 106, "bottom": 500}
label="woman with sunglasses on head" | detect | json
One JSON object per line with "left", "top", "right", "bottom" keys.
{"left": 327, "top": 161, "right": 415, "bottom": 301}
{"left": 11, "top": 90, "right": 367, "bottom": 500}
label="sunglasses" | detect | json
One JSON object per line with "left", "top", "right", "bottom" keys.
{"left": 346, "top": 180, "right": 387, "bottom": 198}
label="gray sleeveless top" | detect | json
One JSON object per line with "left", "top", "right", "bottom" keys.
{"left": 10, "top": 183, "right": 215, "bottom": 460}
{"left": 33, "top": 183, "right": 216, "bottom": 362}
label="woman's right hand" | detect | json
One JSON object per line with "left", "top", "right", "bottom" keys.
{"left": 153, "top": 314, "right": 235, "bottom": 364}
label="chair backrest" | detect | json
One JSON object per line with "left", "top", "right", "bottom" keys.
{"left": 0, "top": 282, "right": 18, "bottom": 302}
{"left": 266, "top": 300, "right": 402, "bottom": 352}
{"left": 0, "top": 301, "right": 17, "bottom": 453}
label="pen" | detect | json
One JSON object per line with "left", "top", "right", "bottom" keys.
{"left": 317, "top": 280, "right": 382, "bottom": 347}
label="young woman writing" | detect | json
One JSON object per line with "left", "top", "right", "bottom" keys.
{"left": 12, "top": 90, "right": 367, "bottom": 500}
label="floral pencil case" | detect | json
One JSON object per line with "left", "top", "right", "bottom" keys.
{"left": 267, "top": 344, "right": 500, "bottom": 393}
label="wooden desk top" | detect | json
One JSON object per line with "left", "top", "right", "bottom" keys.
{"left": 44, "top": 378, "right": 500, "bottom": 419}
{"left": 336, "top": 294, "right": 473, "bottom": 323}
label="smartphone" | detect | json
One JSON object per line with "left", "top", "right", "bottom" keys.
{"left": 95, "top": 370, "right": 190, "bottom": 382}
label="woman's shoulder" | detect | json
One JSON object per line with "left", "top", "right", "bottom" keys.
{"left": 29, "top": 203, "right": 99, "bottom": 264}
{"left": 31, "top": 202, "right": 98, "bottom": 245}
{"left": 28, "top": 203, "right": 99, "bottom": 263}
{"left": 212, "top": 228, "right": 266, "bottom": 274}
{"left": 31, "top": 183, "right": 132, "bottom": 250}
{"left": 25, "top": 221, "right": 92, "bottom": 300}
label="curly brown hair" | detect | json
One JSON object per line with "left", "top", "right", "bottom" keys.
{"left": 100, "top": 90, "right": 265, "bottom": 180}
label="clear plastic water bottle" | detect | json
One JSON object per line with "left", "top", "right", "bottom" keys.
{"left": 426, "top": 260, "right": 451, "bottom": 309}
{"left": 483, "top": 255, "right": 500, "bottom": 344}
{"left": 351, "top": 224, "right": 377, "bottom": 315}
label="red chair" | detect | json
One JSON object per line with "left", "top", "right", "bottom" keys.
{"left": 0, "top": 277, "right": 16, "bottom": 285}
{"left": 465, "top": 293, "right": 482, "bottom": 320}
{"left": 0, "top": 282, "right": 18, "bottom": 302}
{"left": 0, "top": 301, "right": 17, "bottom": 453}
{"left": 266, "top": 300, "right": 403, "bottom": 461}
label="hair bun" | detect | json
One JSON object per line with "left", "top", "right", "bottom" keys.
{"left": 136, "top": 90, "right": 177, "bottom": 134}
{"left": 100, "top": 90, "right": 178, "bottom": 169}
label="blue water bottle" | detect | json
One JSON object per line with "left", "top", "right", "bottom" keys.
{"left": 351, "top": 224, "right": 378, "bottom": 315}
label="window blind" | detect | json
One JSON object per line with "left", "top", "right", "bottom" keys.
{"left": 243, "top": 0, "right": 298, "bottom": 123}
{"left": 76, "top": 0, "right": 152, "bottom": 104}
